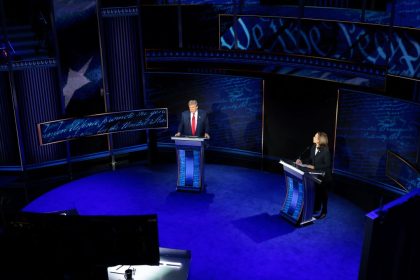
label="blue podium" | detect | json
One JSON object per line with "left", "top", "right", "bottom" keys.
{"left": 279, "top": 160, "right": 322, "bottom": 226}
{"left": 171, "top": 136, "right": 206, "bottom": 192}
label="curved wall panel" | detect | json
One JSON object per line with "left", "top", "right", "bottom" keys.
{"left": 13, "top": 64, "right": 66, "bottom": 166}
{"left": 101, "top": 8, "right": 146, "bottom": 150}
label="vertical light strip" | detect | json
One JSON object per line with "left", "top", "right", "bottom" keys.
{"left": 96, "top": 4, "right": 113, "bottom": 157}
{"left": 218, "top": 14, "right": 220, "bottom": 50}
{"left": 261, "top": 79, "right": 265, "bottom": 164}
{"left": 9, "top": 70, "right": 26, "bottom": 170}
{"left": 177, "top": 5, "right": 183, "bottom": 48}
{"left": 333, "top": 88, "right": 340, "bottom": 172}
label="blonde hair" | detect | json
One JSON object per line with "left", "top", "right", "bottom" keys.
{"left": 317, "top": 132, "right": 328, "bottom": 147}
{"left": 188, "top": 100, "right": 198, "bottom": 106}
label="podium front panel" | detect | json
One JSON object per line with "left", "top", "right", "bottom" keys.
{"left": 279, "top": 160, "right": 316, "bottom": 226}
{"left": 175, "top": 139, "right": 203, "bottom": 147}
{"left": 178, "top": 147, "right": 202, "bottom": 189}
{"left": 281, "top": 174, "right": 305, "bottom": 223}
{"left": 172, "top": 137, "right": 206, "bottom": 192}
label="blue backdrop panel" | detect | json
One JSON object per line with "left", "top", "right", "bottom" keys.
{"left": 388, "top": 27, "right": 420, "bottom": 80}
{"left": 54, "top": 0, "right": 107, "bottom": 157}
{"left": 146, "top": 73, "right": 263, "bottom": 153}
{"left": 394, "top": 0, "right": 420, "bottom": 28}
{"left": 335, "top": 89, "right": 420, "bottom": 192}
{"left": 55, "top": 1, "right": 103, "bottom": 113}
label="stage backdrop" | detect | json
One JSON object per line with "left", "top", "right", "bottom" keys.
{"left": 334, "top": 89, "right": 420, "bottom": 193}
{"left": 146, "top": 73, "right": 263, "bottom": 154}
{"left": 54, "top": 0, "right": 107, "bottom": 157}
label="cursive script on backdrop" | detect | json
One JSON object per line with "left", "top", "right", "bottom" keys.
{"left": 220, "top": 15, "right": 419, "bottom": 79}
{"left": 38, "top": 108, "right": 168, "bottom": 145}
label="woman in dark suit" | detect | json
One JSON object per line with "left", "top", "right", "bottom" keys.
{"left": 296, "top": 132, "right": 332, "bottom": 219}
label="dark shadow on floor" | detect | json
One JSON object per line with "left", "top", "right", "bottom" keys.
{"left": 232, "top": 213, "right": 296, "bottom": 243}
{"left": 165, "top": 190, "right": 215, "bottom": 212}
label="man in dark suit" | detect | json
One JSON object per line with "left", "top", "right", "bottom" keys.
{"left": 296, "top": 132, "right": 332, "bottom": 219}
{"left": 175, "top": 100, "right": 210, "bottom": 138}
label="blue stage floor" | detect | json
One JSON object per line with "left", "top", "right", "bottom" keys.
{"left": 23, "top": 163, "right": 366, "bottom": 280}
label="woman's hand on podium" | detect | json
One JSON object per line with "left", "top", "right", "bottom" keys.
{"left": 295, "top": 159, "right": 302, "bottom": 165}
{"left": 204, "top": 133, "right": 210, "bottom": 139}
{"left": 175, "top": 132, "right": 181, "bottom": 137}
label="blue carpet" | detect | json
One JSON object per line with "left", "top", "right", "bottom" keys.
{"left": 23, "top": 163, "right": 366, "bottom": 280}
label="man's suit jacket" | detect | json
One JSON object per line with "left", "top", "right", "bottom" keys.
{"left": 304, "top": 144, "right": 332, "bottom": 182}
{"left": 177, "top": 109, "right": 210, "bottom": 137}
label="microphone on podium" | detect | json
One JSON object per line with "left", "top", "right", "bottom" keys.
{"left": 298, "top": 146, "right": 310, "bottom": 160}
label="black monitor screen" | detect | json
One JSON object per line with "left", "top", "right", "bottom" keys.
{"left": 17, "top": 212, "right": 160, "bottom": 267}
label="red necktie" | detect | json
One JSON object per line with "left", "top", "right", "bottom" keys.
{"left": 191, "top": 114, "right": 196, "bottom": 136}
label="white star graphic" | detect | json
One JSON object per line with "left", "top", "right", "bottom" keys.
{"left": 63, "top": 57, "right": 93, "bottom": 108}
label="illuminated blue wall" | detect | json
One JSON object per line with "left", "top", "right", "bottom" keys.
{"left": 335, "top": 89, "right": 420, "bottom": 192}
{"left": 146, "top": 73, "right": 263, "bottom": 154}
